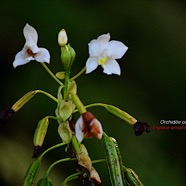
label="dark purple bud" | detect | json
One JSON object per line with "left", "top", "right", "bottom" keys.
{"left": 134, "top": 121, "right": 151, "bottom": 136}
{"left": 69, "top": 116, "right": 75, "bottom": 132}
{"left": 0, "top": 109, "right": 15, "bottom": 124}
{"left": 32, "top": 146, "right": 43, "bottom": 158}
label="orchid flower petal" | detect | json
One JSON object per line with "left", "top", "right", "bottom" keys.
{"left": 88, "top": 33, "right": 110, "bottom": 57}
{"left": 23, "top": 23, "right": 38, "bottom": 43}
{"left": 105, "top": 40, "right": 128, "bottom": 59}
{"left": 96, "top": 33, "right": 110, "bottom": 51}
{"left": 88, "top": 40, "right": 101, "bottom": 57}
{"left": 25, "top": 37, "right": 40, "bottom": 53}
{"left": 13, "top": 50, "right": 34, "bottom": 68}
{"left": 75, "top": 116, "right": 84, "bottom": 143}
{"left": 90, "top": 119, "right": 103, "bottom": 139}
{"left": 86, "top": 57, "right": 99, "bottom": 74}
{"left": 35, "top": 48, "right": 50, "bottom": 63}
{"left": 102, "top": 59, "right": 121, "bottom": 75}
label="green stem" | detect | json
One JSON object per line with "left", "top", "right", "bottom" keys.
{"left": 73, "top": 102, "right": 105, "bottom": 113}
{"left": 92, "top": 159, "right": 106, "bottom": 164}
{"left": 72, "top": 135, "right": 81, "bottom": 154}
{"left": 41, "top": 62, "right": 64, "bottom": 86}
{"left": 47, "top": 115, "right": 60, "bottom": 120}
{"left": 61, "top": 172, "right": 82, "bottom": 186}
{"left": 35, "top": 90, "right": 58, "bottom": 102}
{"left": 70, "top": 66, "right": 86, "bottom": 81}
{"left": 63, "top": 68, "right": 70, "bottom": 100}
{"left": 84, "top": 103, "right": 106, "bottom": 109}
{"left": 45, "top": 158, "right": 76, "bottom": 177}
{"left": 39, "top": 142, "right": 66, "bottom": 160}
{"left": 71, "top": 93, "right": 86, "bottom": 114}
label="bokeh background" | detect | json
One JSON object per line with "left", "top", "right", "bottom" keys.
{"left": 0, "top": 0, "right": 186, "bottom": 185}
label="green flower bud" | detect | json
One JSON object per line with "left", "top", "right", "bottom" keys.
{"left": 33, "top": 117, "right": 49, "bottom": 147}
{"left": 104, "top": 104, "right": 137, "bottom": 125}
{"left": 123, "top": 166, "right": 144, "bottom": 186}
{"left": 12, "top": 91, "right": 36, "bottom": 112}
{"left": 58, "top": 100, "right": 74, "bottom": 122}
{"left": 57, "top": 86, "right": 64, "bottom": 106}
{"left": 61, "top": 45, "right": 71, "bottom": 69}
{"left": 67, "top": 81, "right": 77, "bottom": 97}
{"left": 55, "top": 71, "right": 65, "bottom": 80}
{"left": 69, "top": 44, "right": 76, "bottom": 64}
{"left": 58, "top": 121, "right": 72, "bottom": 144}
{"left": 61, "top": 44, "right": 76, "bottom": 70}
{"left": 23, "top": 159, "right": 41, "bottom": 186}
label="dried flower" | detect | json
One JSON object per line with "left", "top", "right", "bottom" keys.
{"left": 75, "top": 112, "right": 103, "bottom": 143}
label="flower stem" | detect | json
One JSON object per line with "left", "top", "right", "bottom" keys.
{"left": 92, "top": 159, "right": 106, "bottom": 164}
{"left": 41, "top": 62, "right": 64, "bottom": 86}
{"left": 71, "top": 93, "right": 86, "bottom": 114}
{"left": 45, "top": 158, "right": 76, "bottom": 177}
{"left": 61, "top": 172, "right": 82, "bottom": 186}
{"left": 72, "top": 135, "right": 81, "bottom": 154}
{"left": 70, "top": 66, "right": 86, "bottom": 81}
{"left": 39, "top": 142, "right": 66, "bottom": 160}
{"left": 84, "top": 103, "right": 106, "bottom": 108}
{"left": 35, "top": 90, "right": 58, "bottom": 102}
{"left": 63, "top": 68, "right": 70, "bottom": 100}
{"left": 47, "top": 115, "right": 60, "bottom": 120}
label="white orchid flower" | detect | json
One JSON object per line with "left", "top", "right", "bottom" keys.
{"left": 13, "top": 23, "right": 50, "bottom": 68}
{"left": 86, "top": 33, "right": 128, "bottom": 75}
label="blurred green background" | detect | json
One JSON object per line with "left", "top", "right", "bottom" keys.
{"left": 0, "top": 0, "right": 186, "bottom": 185}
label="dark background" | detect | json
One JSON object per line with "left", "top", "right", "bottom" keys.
{"left": 0, "top": 0, "right": 186, "bottom": 185}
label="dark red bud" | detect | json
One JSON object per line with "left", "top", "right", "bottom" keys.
{"left": 32, "top": 146, "right": 43, "bottom": 158}
{"left": 0, "top": 109, "right": 15, "bottom": 124}
{"left": 134, "top": 121, "right": 151, "bottom": 136}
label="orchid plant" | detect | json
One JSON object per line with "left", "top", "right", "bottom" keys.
{"left": 1, "top": 24, "right": 150, "bottom": 186}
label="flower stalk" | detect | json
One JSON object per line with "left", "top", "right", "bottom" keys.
{"left": 3, "top": 23, "right": 149, "bottom": 186}
{"left": 41, "top": 62, "right": 64, "bottom": 86}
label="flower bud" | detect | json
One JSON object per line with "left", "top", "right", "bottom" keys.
{"left": 23, "top": 159, "right": 41, "bottom": 186}
{"left": 58, "top": 121, "right": 72, "bottom": 144}
{"left": 67, "top": 81, "right": 77, "bottom": 96}
{"left": 69, "top": 44, "right": 76, "bottom": 64}
{"left": 12, "top": 91, "right": 36, "bottom": 112}
{"left": 104, "top": 104, "right": 137, "bottom": 125}
{"left": 33, "top": 117, "right": 49, "bottom": 148}
{"left": 61, "top": 44, "right": 76, "bottom": 70}
{"left": 58, "top": 29, "right": 68, "bottom": 47}
{"left": 55, "top": 71, "right": 65, "bottom": 80}
{"left": 57, "top": 100, "right": 74, "bottom": 122}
